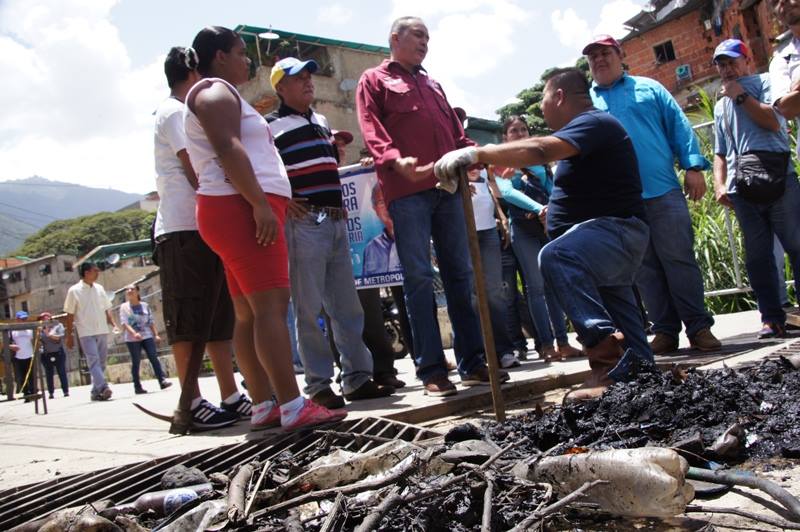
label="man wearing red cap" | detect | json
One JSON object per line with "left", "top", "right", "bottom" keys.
{"left": 583, "top": 34, "right": 720, "bottom": 356}
{"left": 712, "top": 38, "right": 800, "bottom": 339}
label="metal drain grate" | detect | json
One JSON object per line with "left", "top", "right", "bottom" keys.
{"left": 0, "top": 417, "right": 440, "bottom": 530}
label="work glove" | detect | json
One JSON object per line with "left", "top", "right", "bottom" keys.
{"left": 434, "top": 147, "right": 478, "bottom": 194}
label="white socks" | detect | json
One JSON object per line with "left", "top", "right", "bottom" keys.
{"left": 190, "top": 396, "right": 203, "bottom": 410}
{"left": 222, "top": 391, "right": 241, "bottom": 405}
{"left": 251, "top": 399, "right": 276, "bottom": 424}
{"left": 280, "top": 395, "right": 305, "bottom": 425}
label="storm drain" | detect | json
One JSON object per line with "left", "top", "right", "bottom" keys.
{"left": 0, "top": 417, "right": 440, "bottom": 530}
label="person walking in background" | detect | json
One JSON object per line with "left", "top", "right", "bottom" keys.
{"left": 64, "top": 262, "right": 119, "bottom": 401}
{"left": 9, "top": 310, "right": 36, "bottom": 400}
{"left": 119, "top": 284, "right": 172, "bottom": 395}
{"left": 38, "top": 312, "right": 69, "bottom": 399}
{"left": 184, "top": 26, "right": 346, "bottom": 430}
{"left": 584, "top": 34, "right": 720, "bottom": 356}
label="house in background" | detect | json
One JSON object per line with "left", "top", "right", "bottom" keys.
{"left": 76, "top": 239, "right": 158, "bottom": 294}
{"left": 620, "top": 0, "right": 783, "bottom": 104}
{"left": 0, "top": 254, "right": 78, "bottom": 318}
{"left": 234, "top": 25, "right": 390, "bottom": 164}
{"left": 117, "top": 191, "right": 159, "bottom": 213}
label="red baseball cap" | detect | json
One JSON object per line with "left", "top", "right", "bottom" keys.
{"left": 331, "top": 130, "right": 353, "bottom": 144}
{"left": 582, "top": 34, "right": 622, "bottom": 55}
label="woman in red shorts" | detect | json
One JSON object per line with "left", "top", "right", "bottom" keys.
{"left": 184, "top": 26, "right": 346, "bottom": 431}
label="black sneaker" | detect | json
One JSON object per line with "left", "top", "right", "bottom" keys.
{"left": 344, "top": 379, "right": 394, "bottom": 401}
{"left": 134, "top": 388, "right": 148, "bottom": 395}
{"left": 191, "top": 399, "right": 239, "bottom": 430}
{"left": 220, "top": 394, "right": 253, "bottom": 419}
{"left": 159, "top": 380, "right": 173, "bottom": 390}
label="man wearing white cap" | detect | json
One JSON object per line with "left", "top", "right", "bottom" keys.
{"left": 266, "top": 57, "right": 394, "bottom": 409}
{"left": 583, "top": 34, "right": 720, "bottom": 356}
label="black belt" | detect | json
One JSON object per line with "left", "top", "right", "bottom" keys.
{"left": 306, "top": 204, "right": 347, "bottom": 221}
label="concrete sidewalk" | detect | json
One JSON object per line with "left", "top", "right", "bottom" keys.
{"left": 0, "top": 309, "right": 791, "bottom": 489}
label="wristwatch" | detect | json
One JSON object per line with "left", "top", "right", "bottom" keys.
{"left": 735, "top": 92, "right": 749, "bottom": 105}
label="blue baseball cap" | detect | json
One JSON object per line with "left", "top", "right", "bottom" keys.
{"left": 15, "top": 310, "right": 28, "bottom": 319}
{"left": 713, "top": 39, "right": 750, "bottom": 60}
{"left": 270, "top": 57, "right": 319, "bottom": 90}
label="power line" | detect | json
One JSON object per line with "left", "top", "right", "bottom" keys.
{"left": 0, "top": 201, "right": 59, "bottom": 221}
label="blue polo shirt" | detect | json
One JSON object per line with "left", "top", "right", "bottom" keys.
{"left": 548, "top": 109, "right": 646, "bottom": 239}
{"left": 591, "top": 74, "right": 710, "bottom": 199}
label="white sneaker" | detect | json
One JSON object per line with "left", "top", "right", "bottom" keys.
{"left": 500, "top": 353, "right": 521, "bottom": 369}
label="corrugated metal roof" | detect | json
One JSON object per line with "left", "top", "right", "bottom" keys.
{"left": 75, "top": 239, "right": 152, "bottom": 267}
{"left": 235, "top": 25, "right": 390, "bottom": 55}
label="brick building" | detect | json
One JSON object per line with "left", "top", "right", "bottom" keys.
{"left": 620, "top": 0, "right": 783, "bottom": 103}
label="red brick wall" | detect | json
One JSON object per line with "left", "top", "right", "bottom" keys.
{"left": 620, "top": 0, "right": 782, "bottom": 95}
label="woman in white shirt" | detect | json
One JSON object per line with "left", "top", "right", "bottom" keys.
{"left": 183, "top": 26, "right": 346, "bottom": 431}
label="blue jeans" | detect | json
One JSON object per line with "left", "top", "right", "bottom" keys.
{"left": 78, "top": 334, "right": 109, "bottom": 395}
{"left": 730, "top": 176, "right": 800, "bottom": 325}
{"left": 286, "top": 299, "right": 302, "bottom": 367}
{"left": 774, "top": 235, "right": 789, "bottom": 306}
{"left": 540, "top": 217, "right": 653, "bottom": 363}
{"left": 510, "top": 222, "right": 568, "bottom": 348}
{"left": 476, "top": 228, "right": 516, "bottom": 357}
{"left": 389, "top": 189, "right": 485, "bottom": 382}
{"left": 41, "top": 348, "right": 69, "bottom": 396}
{"left": 126, "top": 337, "right": 166, "bottom": 390}
{"left": 636, "top": 189, "right": 713, "bottom": 339}
{"left": 501, "top": 244, "right": 534, "bottom": 350}
{"left": 286, "top": 214, "right": 373, "bottom": 396}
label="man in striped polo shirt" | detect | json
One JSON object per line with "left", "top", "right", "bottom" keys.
{"left": 266, "top": 57, "right": 395, "bottom": 409}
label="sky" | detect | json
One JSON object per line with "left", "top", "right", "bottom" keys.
{"left": 0, "top": 0, "right": 647, "bottom": 194}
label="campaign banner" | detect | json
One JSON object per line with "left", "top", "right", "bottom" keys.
{"left": 339, "top": 164, "right": 403, "bottom": 288}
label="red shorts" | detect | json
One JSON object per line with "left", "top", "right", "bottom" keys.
{"left": 196, "top": 193, "right": 289, "bottom": 297}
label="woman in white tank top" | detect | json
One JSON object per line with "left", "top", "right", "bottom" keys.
{"left": 183, "top": 26, "right": 346, "bottom": 431}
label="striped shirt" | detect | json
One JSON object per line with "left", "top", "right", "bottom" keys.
{"left": 266, "top": 103, "right": 342, "bottom": 208}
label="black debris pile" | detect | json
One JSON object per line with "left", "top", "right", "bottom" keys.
{"left": 487, "top": 356, "right": 800, "bottom": 463}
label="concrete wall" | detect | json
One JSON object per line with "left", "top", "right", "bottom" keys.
{"left": 239, "top": 45, "right": 388, "bottom": 165}
{"left": 1, "top": 255, "right": 78, "bottom": 317}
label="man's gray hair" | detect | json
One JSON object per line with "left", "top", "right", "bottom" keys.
{"left": 389, "top": 16, "right": 423, "bottom": 47}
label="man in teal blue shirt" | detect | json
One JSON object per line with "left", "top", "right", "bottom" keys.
{"left": 584, "top": 35, "right": 721, "bottom": 355}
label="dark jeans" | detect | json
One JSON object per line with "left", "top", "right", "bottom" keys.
{"left": 476, "top": 228, "right": 516, "bottom": 357}
{"left": 501, "top": 244, "right": 536, "bottom": 350}
{"left": 13, "top": 357, "right": 35, "bottom": 396}
{"left": 636, "top": 189, "right": 714, "bottom": 339}
{"left": 41, "top": 349, "right": 69, "bottom": 396}
{"left": 126, "top": 337, "right": 166, "bottom": 390}
{"left": 389, "top": 189, "right": 486, "bottom": 382}
{"left": 358, "top": 288, "right": 397, "bottom": 379}
{"left": 730, "top": 176, "right": 800, "bottom": 325}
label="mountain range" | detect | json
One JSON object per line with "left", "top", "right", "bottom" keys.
{"left": 0, "top": 176, "right": 143, "bottom": 255}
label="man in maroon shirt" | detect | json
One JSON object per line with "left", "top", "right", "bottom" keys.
{"left": 356, "top": 16, "right": 508, "bottom": 397}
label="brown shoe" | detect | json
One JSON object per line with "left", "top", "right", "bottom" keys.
{"left": 311, "top": 387, "right": 346, "bottom": 409}
{"left": 461, "top": 365, "right": 510, "bottom": 386}
{"left": 689, "top": 328, "right": 721, "bottom": 351}
{"left": 539, "top": 345, "right": 558, "bottom": 362}
{"left": 423, "top": 375, "right": 458, "bottom": 397}
{"left": 649, "top": 333, "right": 679, "bottom": 355}
{"left": 565, "top": 332, "right": 623, "bottom": 403}
{"left": 344, "top": 379, "right": 394, "bottom": 401}
{"left": 556, "top": 342, "right": 583, "bottom": 360}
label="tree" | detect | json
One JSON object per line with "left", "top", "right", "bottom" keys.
{"left": 15, "top": 210, "right": 155, "bottom": 258}
{"left": 496, "top": 56, "right": 592, "bottom": 136}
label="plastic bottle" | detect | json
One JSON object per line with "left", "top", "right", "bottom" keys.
{"left": 512, "top": 448, "right": 694, "bottom": 518}
{"left": 108, "top": 483, "right": 212, "bottom": 516}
